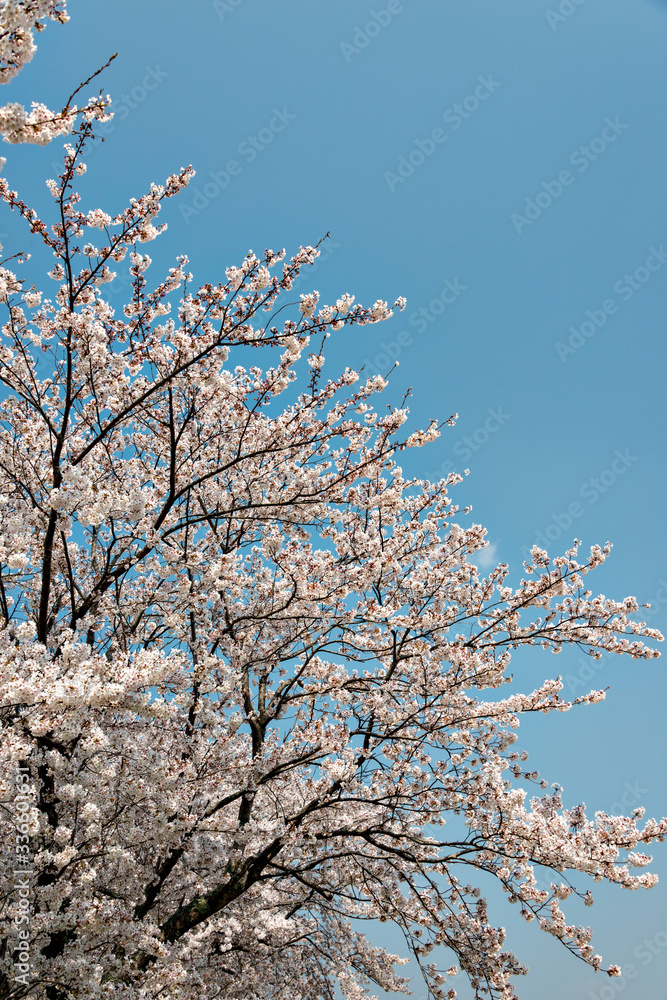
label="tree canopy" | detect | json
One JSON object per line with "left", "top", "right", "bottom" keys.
{"left": 0, "top": 6, "right": 664, "bottom": 999}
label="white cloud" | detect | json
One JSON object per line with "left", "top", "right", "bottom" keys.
{"left": 474, "top": 541, "right": 499, "bottom": 572}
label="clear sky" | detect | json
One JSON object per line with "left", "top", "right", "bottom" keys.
{"left": 2, "top": 1, "right": 666, "bottom": 997}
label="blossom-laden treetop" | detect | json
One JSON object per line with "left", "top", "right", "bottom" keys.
{"left": 0, "top": 6, "right": 664, "bottom": 1000}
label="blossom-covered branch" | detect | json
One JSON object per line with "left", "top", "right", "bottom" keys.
{"left": 0, "top": 2, "right": 113, "bottom": 155}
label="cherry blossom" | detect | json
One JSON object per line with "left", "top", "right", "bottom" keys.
{"left": 0, "top": 19, "right": 665, "bottom": 1000}
{"left": 0, "top": 124, "right": 664, "bottom": 1000}
{"left": 0, "top": 1, "right": 112, "bottom": 157}
{"left": 0, "top": 2, "right": 69, "bottom": 87}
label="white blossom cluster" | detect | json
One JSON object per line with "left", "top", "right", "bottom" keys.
{"left": 0, "top": 1, "right": 69, "bottom": 86}
{"left": 0, "top": 1, "right": 111, "bottom": 156}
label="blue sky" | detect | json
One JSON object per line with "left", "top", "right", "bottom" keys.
{"left": 2, "top": 1, "right": 666, "bottom": 997}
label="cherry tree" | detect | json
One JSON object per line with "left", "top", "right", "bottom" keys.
{"left": 0, "top": 13, "right": 665, "bottom": 1000}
